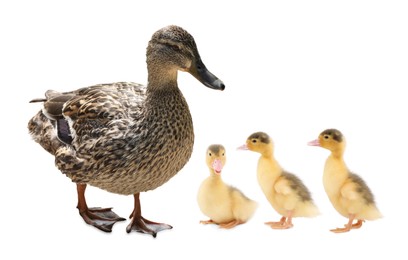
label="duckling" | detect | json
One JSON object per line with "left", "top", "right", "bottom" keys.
{"left": 239, "top": 132, "right": 319, "bottom": 229}
{"left": 28, "top": 25, "right": 225, "bottom": 237}
{"left": 197, "top": 145, "right": 257, "bottom": 229}
{"left": 308, "top": 128, "right": 382, "bottom": 233}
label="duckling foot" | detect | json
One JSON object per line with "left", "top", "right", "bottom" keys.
{"left": 126, "top": 193, "right": 172, "bottom": 238}
{"left": 350, "top": 219, "right": 364, "bottom": 229}
{"left": 76, "top": 184, "right": 125, "bottom": 232}
{"left": 219, "top": 220, "right": 243, "bottom": 229}
{"left": 265, "top": 216, "right": 293, "bottom": 229}
{"left": 330, "top": 216, "right": 364, "bottom": 233}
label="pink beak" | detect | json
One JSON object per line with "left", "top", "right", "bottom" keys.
{"left": 237, "top": 144, "right": 248, "bottom": 150}
{"left": 212, "top": 159, "right": 223, "bottom": 174}
{"left": 307, "top": 139, "right": 320, "bottom": 146}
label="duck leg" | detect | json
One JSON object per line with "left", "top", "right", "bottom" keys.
{"left": 76, "top": 184, "right": 126, "bottom": 232}
{"left": 126, "top": 193, "right": 172, "bottom": 238}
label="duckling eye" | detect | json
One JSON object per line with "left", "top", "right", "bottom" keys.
{"left": 208, "top": 152, "right": 212, "bottom": 156}
{"left": 252, "top": 139, "right": 257, "bottom": 143}
{"left": 222, "top": 153, "right": 225, "bottom": 156}
{"left": 324, "top": 135, "right": 329, "bottom": 139}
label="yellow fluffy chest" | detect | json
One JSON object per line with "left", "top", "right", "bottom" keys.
{"left": 323, "top": 157, "right": 349, "bottom": 213}
{"left": 257, "top": 157, "right": 286, "bottom": 212}
{"left": 323, "top": 157, "right": 348, "bottom": 195}
{"left": 197, "top": 177, "right": 233, "bottom": 222}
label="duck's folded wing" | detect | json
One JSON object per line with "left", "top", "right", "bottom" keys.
{"left": 341, "top": 173, "right": 375, "bottom": 204}
{"left": 63, "top": 82, "right": 146, "bottom": 121}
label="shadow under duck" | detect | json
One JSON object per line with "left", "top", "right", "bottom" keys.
{"left": 28, "top": 25, "right": 225, "bottom": 237}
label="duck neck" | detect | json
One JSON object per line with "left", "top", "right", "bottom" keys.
{"left": 147, "top": 64, "right": 178, "bottom": 92}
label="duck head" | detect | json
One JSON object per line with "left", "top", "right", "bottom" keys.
{"left": 308, "top": 128, "right": 346, "bottom": 156}
{"left": 147, "top": 25, "right": 225, "bottom": 91}
{"left": 206, "top": 144, "right": 226, "bottom": 175}
{"left": 238, "top": 132, "right": 274, "bottom": 157}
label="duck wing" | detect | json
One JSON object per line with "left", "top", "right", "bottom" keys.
{"left": 29, "top": 82, "right": 146, "bottom": 182}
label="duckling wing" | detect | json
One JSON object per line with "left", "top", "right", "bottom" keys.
{"left": 340, "top": 173, "right": 375, "bottom": 204}
{"left": 276, "top": 172, "right": 313, "bottom": 202}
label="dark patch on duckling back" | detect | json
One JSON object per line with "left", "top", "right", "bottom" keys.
{"left": 321, "top": 128, "right": 343, "bottom": 142}
{"left": 248, "top": 132, "right": 271, "bottom": 144}
{"left": 207, "top": 144, "right": 225, "bottom": 155}
{"left": 349, "top": 173, "right": 375, "bottom": 205}
{"left": 282, "top": 171, "right": 313, "bottom": 202}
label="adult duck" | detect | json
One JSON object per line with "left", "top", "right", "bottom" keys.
{"left": 28, "top": 25, "right": 225, "bottom": 237}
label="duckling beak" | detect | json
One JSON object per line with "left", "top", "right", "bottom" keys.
{"left": 212, "top": 159, "right": 223, "bottom": 175}
{"left": 307, "top": 139, "right": 320, "bottom": 146}
{"left": 189, "top": 58, "right": 225, "bottom": 91}
{"left": 237, "top": 144, "right": 249, "bottom": 150}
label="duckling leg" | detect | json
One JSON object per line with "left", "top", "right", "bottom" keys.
{"left": 351, "top": 219, "right": 364, "bottom": 229}
{"left": 126, "top": 193, "right": 172, "bottom": 238}
{"left": 76, "top": 184, "right": 126, "bottom": 232}
{"left": 331, "top": 214, "right": 362, "bottom": 233}
{"left": 219, "top": 220, "right": 243, "bottom": 229}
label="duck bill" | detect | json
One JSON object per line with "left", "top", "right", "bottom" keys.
{"left": 307, "top": 139, "right": 320, "bottom": 146}
{"left": 189, "top": 58, "right": 225, "bottom": 91}
{"left": 237, "top": 144, "right": 249, "bottom": 150}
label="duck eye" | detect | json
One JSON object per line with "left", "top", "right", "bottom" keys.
{"left": 170, "top": 44, "right": 181, "bottom": 51}
{"left": 324, "top": 135, "right": 329, "bottom": 139}
{"left": 252, "top": 139, "right": 257, "bottom": 143}
{"left": 208, "top": 152, "right": 212, "bottom": 156}
{"left": 222, "top": 153, "right": 225, "bottom": 156}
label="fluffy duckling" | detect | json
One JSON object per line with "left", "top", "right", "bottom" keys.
{"left": 239, "top": 132, "right": 319, "bottom": 229}
{"left": 308, "top": 128, "right": 382, "bottom": 233}
{"left": 197, "top": 145, "right": 257, "bottom": 229}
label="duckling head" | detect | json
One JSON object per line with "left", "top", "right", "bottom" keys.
{"left": 238, "top": 132, "right": 274, "bottom": 157}
{"left": 206, "top": 144, "right": 226, "bottom": 175}
{"left": 147, "top": 25, "right": 225, "bottom": 91}
{"left": 308, "top": 128, "right": 346, "bottom": 155}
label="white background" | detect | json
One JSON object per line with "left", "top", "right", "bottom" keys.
{"left": 1, "top": 0, "right": 407, "bottom": 259}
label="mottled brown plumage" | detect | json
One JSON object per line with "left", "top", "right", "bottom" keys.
{"left": 28, "top": 25, "right": 225, "bottom": 236}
